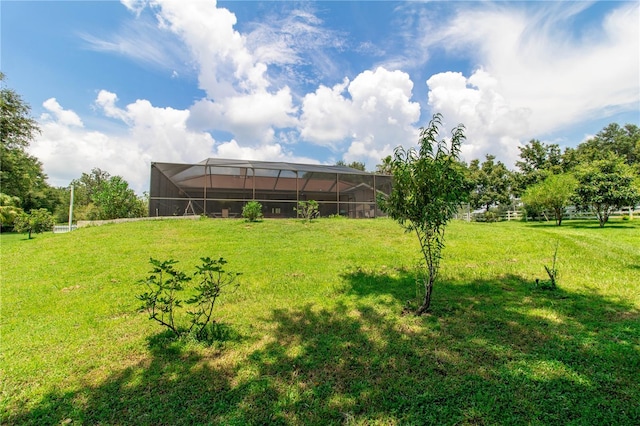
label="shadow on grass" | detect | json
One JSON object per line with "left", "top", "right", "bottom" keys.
{"left": 523, "top": 219, "right": 639, "bottom": 230}
{"left": 6, "top": 272, "right": 640, "bottom": 425}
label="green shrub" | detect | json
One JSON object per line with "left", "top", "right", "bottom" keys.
{"left": 242, "top": 201, "right": 263, "bottom": 222}
{"left": 137, "top": 257, "right": 240, "bottom": 341}
{"left": 295, "top": 200, "right": 319, "bottom": 221}
{"left": 622, "top": 215, "right": 630, "bottom": 221}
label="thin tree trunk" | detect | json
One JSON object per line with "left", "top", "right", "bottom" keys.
{"left": 555, "top": 208, "right": 562, "bottom": 226}
{"left": 415, "top": 278, "right": 433, "bottom": 315}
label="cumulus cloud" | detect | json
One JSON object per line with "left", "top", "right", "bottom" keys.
{"left": 150, "top": 0, "right": 269, "bottom": 99}
{"left": 188, "top": 87, "right": 298, "bottom": 144}
{"left": 301, "top": 67, "right": 421, "bottom": 168}
{"left": 213, "top": 140, "right": 318, "bottom": 165}
{"left": 41, "top": 98, "right": 84, "bottom": 128}
{"left": 31, "top": 93, "right": 217, "bottom": 193}
{"left": 426, "top": 70, "right": 530, "bottom": 165}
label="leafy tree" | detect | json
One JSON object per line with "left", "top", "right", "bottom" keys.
{"left": 376, "top": 155, "right": 393, "bottom": 175}
{"left": 13, "top": 208, "right": 54, "bottom": 239}
{"left": 378, "top": 113, "right": 469, "bottom": 315}
{"left": 336, "top": 160, "right": 366, "bottom": 171}
{"left": 521, "top": 173, "right": 577, "bottom": 226}
{"left": 64, "top": 169, "right": 144, "bottom": 220}
{"left": 92, "top": 175, "right": 146, "bottom": 220}
{"left": 0, "top": 72, "right": 39, "bottom": 150}
{"left": 575, "top": 123, "right": 640, "bottom": 169}
{"left": 572, "top": 155, "right": 640, "bottom": 227}
{"left": 0, "top": 193, "right": 22, "bottom": 231}
{"left": 467, "top": 154, "right": 512, "bottom": 212}
{"left": 66, "top": 168, "right": 111, "bottom": 220}
{"left": 71, "top": 168, "right": 111, "bottom": 206}
{"left": 513, "top": 139, "right": 564, "bottom": 194}
{"left": 0, "top": 73, "right": 51, "bottom": 210}
{"left": 295, "top": 200, "right": 319, "bottom": 221}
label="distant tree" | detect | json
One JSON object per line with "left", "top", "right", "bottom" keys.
{"left": 65, "top": 169, "right": 144, "bottom": 220}
{"left": 69, "top": 168, "right": 111, "bottom": 216}
{"left": 467, "top": 154, "right": 512, "bottom": 212}
{"left": 13, "top": 208, "right": 54, "bottom": 239}
{"left": 376, "top": 155, "right": 393, "bottom": 174}
{"left": 0, "top": 72, "right": 50, "bottom": 210}
{"left": 572, "top": 155, "right": 640, "bottom": 227}
{"left": 92, "top": 175, "right": 146, "bottom": 220}
{"left": 0, "top": 193, "right": 22, "bottom": 231}
{"left": 336, "top": 160, "right": 366, "bottom": 171}
{"left": 574, "top": 123, "right": 640, "bottom": 171}
{"left": 513, "top": 139, "right": 564, "bottom": 194}
{"left": 521, "top": 173, "right": 577, "bottom": 226}
{"left": 378, "top": 113, "right": 469, "bottom": 315}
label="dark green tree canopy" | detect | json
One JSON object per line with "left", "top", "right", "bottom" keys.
{"left": 0, "top": 73, "right": 52, "bottom": 211}
{"left": 572, "top": 155, "right": 640, "bottom": 227}
{"left": 92, "top": 175, "right": 146, "bottom": 220}
{"left": 0, "top": 72, "right": 40, "bottom": 150}
{"left": 467, "top": 154, "right": 512, "bottom": 212}
{"left": 64, "top": 168, "right": 145, "bottom": 221}
{"left": 375, "top": 155, "right": 393, "bottom": 175}
{"left": 575, "top": 123, "right": 640, "bottom": 168}
{"left": 513, "top": 139, "right": 565, "bottom": 194}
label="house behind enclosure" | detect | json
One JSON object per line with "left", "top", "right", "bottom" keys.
{"left": 149, "top": 158, "right": 393, "bottom": 218}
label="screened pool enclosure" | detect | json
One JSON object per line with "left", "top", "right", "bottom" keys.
{"left": 149, "top": 159, "right": 392, "bottom": 218}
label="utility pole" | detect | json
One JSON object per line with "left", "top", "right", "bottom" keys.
{"left": 68, "top": 185, "right": 75, "bottom": 232}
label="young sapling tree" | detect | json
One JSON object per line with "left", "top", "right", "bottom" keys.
{"left": 295, "top": 200, "right": 319, "bottom": 221}
{"left": 378, "top": 113, "right": 469, "bottom": 315}
{"left": 186, "top": 257, "right": 241, "bottom": 340}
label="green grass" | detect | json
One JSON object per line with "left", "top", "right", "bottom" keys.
{"left": 1, "top": 217, "right": 639, "bottom": 425}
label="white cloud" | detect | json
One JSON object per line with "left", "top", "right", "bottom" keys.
{"left": 41, "top": 98, "right": 84, "bottom": 128}
{"left": 80, "top": 14, "right": 191, "bottom": 74}
{"left": 31, "top": 93, "right": 217, "bottom": 193}
{"left": 299, "top": 79, "right": 353, "bottom": 144}
{"left": 212, "top": 140, "right": 318, "bottom": 165}
{"left": 245, "top": 6, "right": 347, "bottom": 85}
{"left": 423, "top": 3, "right": 639, "bottom": 157}
{"left": 426, "top": 70, "right": 529, "bottom": 165}
{"left": 188, "top": 87, "right": 298, "bottom": 144}
{"left": 150, "top": 0, "right": 269, "bottom": 99}
{"left": 301, "top": 67, "right": 421, "bottom": 168}
{"left": 420, "top": 2, "right": 640, "bottom": 166}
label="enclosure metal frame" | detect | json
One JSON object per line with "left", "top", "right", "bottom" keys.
{"left": 149, "top": 158, "right": 392, "bottom": 219}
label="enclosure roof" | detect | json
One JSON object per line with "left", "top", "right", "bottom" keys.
{"left": 194, "top": 158, "right": 376, "bottom": 175}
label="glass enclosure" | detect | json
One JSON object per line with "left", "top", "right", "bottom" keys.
{"left": 149, "top": 159, "right": 392, "bottom": 218}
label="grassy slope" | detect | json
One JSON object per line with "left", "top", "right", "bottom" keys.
{"left": 1, "top": 218, "right": 639, "bottom": 425}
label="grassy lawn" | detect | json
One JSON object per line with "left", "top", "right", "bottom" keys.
{"left": 1, "top": 218, "right": 639, "bottom": 425}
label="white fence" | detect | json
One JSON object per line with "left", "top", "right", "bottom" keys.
{"left": 457, "top": 206, "right": 639, "bottom": 222}
{"left": 53, "top": 225, "right": 77, "bottom": 233}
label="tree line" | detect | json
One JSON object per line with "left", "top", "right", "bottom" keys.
{"left": 1, "top": 73, "right": 145, "bottom": 235}
{"left": 375, "top": 123, "right": 640, "bottom": 228}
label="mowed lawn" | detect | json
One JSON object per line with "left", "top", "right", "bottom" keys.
{"left": 1, "top": 217, "right": 639, "bottom": 425}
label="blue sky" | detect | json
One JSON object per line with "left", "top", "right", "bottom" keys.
{"left": 2, "top": 0, "right": 638, "bottom": 193}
